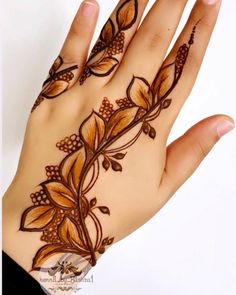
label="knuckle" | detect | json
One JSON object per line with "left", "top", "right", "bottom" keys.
{"left": 196, "top": 140, "right": 210, "bottom": 158}
{"left": 144, "top": 30, "right": 164, "bottom": 50}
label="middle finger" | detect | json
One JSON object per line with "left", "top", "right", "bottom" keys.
{"left": 110, "top": 0, "right": 188, "bottom": 86}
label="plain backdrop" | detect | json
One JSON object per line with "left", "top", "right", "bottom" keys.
{"left": 2, "top": 0, "right": 236, "bottom": 294}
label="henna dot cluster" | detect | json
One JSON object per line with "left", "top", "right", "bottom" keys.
{"left": 72, "top": 209, "right": 80, "bottom": 222}
{"left": 175, "top": 44, "right": 189, "bottom": 75}
{"left": 45, "top": 165, "right": 61, "bottom": 181}
{"left": 30, "top": 189, "right": 50, "bottom": 206}
{"left": 91, "top": 41, "right": 105, "bottom": 55}
{"left": 79, "top": 67, "right": 91, "bottom": 85}
{"left": 54, "top": 72, "right": 74, "bottom": 83}
{"left": 56, "top": 134, "right": 82, "bottom": 154}
{"left": 41, "top": 212, "right": 64, "bottom": 243}
{"left": 31, "top": 96, "right": 44, "bottom": 113}
{"left": 99, "top": 98, "right": 115, "bottom": 121}
{"left": 116, "top": 97, "right": 133, "bottom": 108}
{"left": 107, "top": 32, "right": 125, "bottom": 56}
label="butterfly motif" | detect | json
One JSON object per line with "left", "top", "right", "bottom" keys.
{"left": 48, "top": 260, "right": 82, "bottom": 280}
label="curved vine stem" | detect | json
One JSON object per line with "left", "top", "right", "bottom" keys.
{"left": 76, "top": 97, "right": 167, "bottom": 266}
{"left": 75, "top": 24, "right": 199, "bottom": 266}
{"left": 106, "top": 128, "right": 143, "bottom": 154}
{"left": 89, "top": 211, "right": 103, "bottom": 251}
{"left": 146, "top": 104, "right": 163, "bottom": 122}
{"left": 82, "top": 160, "right": 99, "bottom": 195}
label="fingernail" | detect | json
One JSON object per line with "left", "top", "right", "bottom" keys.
{"left": 202, "top": 0, "right": 218, "bottom": 5}
{"left": 217, "top": 120, "right": 235, "bottom": 138}
{"left": 81, "top": 0, "right": 97, "bottom": 17}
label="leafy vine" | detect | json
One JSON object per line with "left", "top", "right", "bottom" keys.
{"left": 32, "top": 56, "right": 78, "bottom": 112}
{"left": 79, "top": 0, "right": 138, "bottom": 84}
{"left": 20, "top": 25, "right": 197, "bottom": 278}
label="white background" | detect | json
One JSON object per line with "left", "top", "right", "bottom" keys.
{"left": 2, "top": 0, "right": 236, "bottom": 294}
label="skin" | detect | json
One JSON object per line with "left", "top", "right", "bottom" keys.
{"left": 2, "top": 0, "right": 235, "bottom": 290}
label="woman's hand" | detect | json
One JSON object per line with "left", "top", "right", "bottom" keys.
{"left": 3, "top": 0, "right": 234, "bottom": 286}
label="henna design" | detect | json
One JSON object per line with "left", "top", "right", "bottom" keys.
{"left": 56, "top": 134, "right": 83, "bottom": 154}
{"left": 20, "top": 26, "right": 197, "bottom": 279}
{"left": 79, "top": 0, "right": 138, "bottom": 85}
{"left": 99, "top": 97, "right": 115, "bottom": 121}
{"left": 31, "top": 56, "right": 78, "bottom": 112}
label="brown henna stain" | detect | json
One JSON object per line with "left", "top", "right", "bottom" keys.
{"left": 20, "top": 25, "right": 197, "bottom": 277}
{"left": 31, "top": 56, "right": 78, "bottom": 112}
{"left": 79, "top": 0, "right": 138, "bottom": 84}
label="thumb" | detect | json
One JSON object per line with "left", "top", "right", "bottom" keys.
{"left": 159, "top": 115, "right": 235, "bottom": 199}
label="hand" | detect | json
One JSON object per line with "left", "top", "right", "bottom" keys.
{"left": 3, "top": 0, "right": 234, "bottom": 285}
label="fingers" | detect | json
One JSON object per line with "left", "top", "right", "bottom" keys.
{"left": 60, "top": 0, "right": 99, "bottom": 79}
{"left": 152, "top": 0, "right": 222, "bottom": 138}
{"left": 31, "top": 0, "right": 99, "bottom": 112}
{"left": 158, "top": 115, "right": 235, "bottom": 203}
{"left": 110, "top": 0, "right": 188, "bottom": 86}
{"left": 78, "top": 0, "right": 149, "bottom": 86}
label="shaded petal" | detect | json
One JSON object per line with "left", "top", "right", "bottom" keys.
{"left": 127, "top": 76, "right": 152, "bottom": 109}
{"left": 43, "top": 182, "right": 76, "bottom": 209}
{"left": 80, "top": 111, "right": 106, "bottom": 151}
{"left": 20, "top": 205, "right": 56, "bottom": 231}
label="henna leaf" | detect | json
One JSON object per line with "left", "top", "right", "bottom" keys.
{"left": 127, "top": 76, "right": 152, "bottom": 110}
{"left": 106, "top": 107, "right": 139, "bottom": 138}
{"left": 107, "top": 237, "right": 114, "bottom": 245}
{"left": 89, "top": 57, "right": 119, "bottom": 77}
{"left": 98, "top": 206, "right": 110, "bottom": 215}
{"left": 90, "top": 197, "right": 97, "bottom": 207}
{"left": 152, "top": 62, "right": 175, "bottom": 101}
{"left": 87, "top": 50, "right": 104, "bottom": 66}
{"left": 102, "top": 237, "right": 109, "bottom": 245}
{"left": 149, "top": 126, "right": 156, "bottom": 139}
{"left": 116, "top": 0, "right": 138, "bottom": 31}
{"left": 100, "top": 19, "right": 115, "bottom": 43}
{"left": 101, "top": 237, "right": 114, "bottom": 246}
{"left": 43, "top": 182, "right": 76, "bottom": 209}
{"left": 43, "top": 81, "right": 69, "bottom": 99}
{"left": 111, "top": 159, "right": 122, "bottom": 172}
{"left": 58, "top": 217, "right": 84, "bottom": 248}
{"left": 80, "top": 111, "right": 106, "bottom": 151}
{"left": 49, "top": 56, "right": 63, "bottom": 76}
{"left": 162, "top": 99, "right": 172, "bottom": 109}
{"left": 112, "top": 153, "right": 126, "bottom": 160}
{"left": 60, "top": 148, "right": 86, "bottom": 190}
{"left": 102, "top": 157, "right": 110, "bottom": 171}
{"left": 142, "top": 122, "right": 150, "bottom": 134}
{"left": 32, "top": 244, "right": 78, "bottom": 270}
{"left": 20, "top": 205, "right": 56, "bottom": 231}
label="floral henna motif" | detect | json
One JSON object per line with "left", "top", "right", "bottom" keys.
{"left": 31, "top": 56, "right": 78, "bottom": 112}
{"left": 20, "top": 26, "right": 197, "bottom": 279}
{"left": 79, "top": 0, "right": 138, "bottom": 85}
